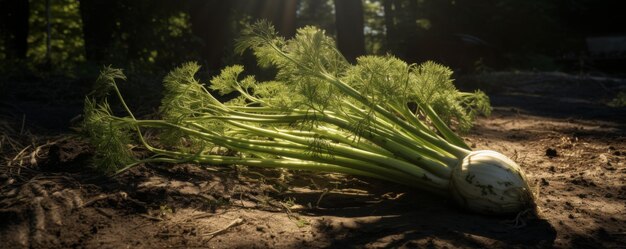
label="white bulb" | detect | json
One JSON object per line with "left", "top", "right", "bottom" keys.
{"left": 449, "top": 150, "right": 535, "bottom": 214}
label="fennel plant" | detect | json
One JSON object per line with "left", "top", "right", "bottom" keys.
{"left": 83, "top": 21, "right": 535, "bottom": 215}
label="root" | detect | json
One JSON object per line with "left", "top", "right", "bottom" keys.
{"left": 506, "top": 208, "right": 538, "bottom": 229}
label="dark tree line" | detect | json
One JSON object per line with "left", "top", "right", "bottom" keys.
{"left": 334, "top": 0, "right": 365, "bottom": 63}
{"left": 1, "top": 0, "right": 29, "bottom": 59}
{"left": 1, "top": 0, "right": 624, "bottom": 72}
{"left": 79, "top": 0, "right": 117, "bottom": 62}
{"left": 0, "top": 0, "right": 367, "bottom": 71}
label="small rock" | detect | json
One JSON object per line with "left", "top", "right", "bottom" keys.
{"left": 605, "top": 193, "right": 613, "bottom": 198}
{"left": 599, "top": 154, "right": 609, "bottom": 164}
{"left": 546, "top": 148, "right": 558, "bottom": 158}
{"left": 541, "top": 178, "right": 550, "bottom": 186}
{"left": 178, "top": 185, "right": 200, "bottom": 195}
{"left": 613, "top": 151, "right": 621, "bottom": 156}
{"left": 4, "top": 178, "right": 15, "bottom": 186}
{"left": 568, "top": 214, "right": 575, "bottom": 219}
{"left": 549, "top": 166, "right": 556, "bottom": 172}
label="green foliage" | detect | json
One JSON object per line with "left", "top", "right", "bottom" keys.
{"left": 160, "top": 62, "right": 214, "bottom": 121}
{"left": 410, "top": 61, "right": 490, "bottom": 131}
{"left": 27, "top": 0, "right": 85, "bottom": 67}
{"left": 237, "top": 21, "right": 489, "bottom": 132}
{"left": 82, "top": 67, "right": 137, "bottom": 173}
{"left": 82, "top": 98, "right": 135, "bottom": 173}
{"left": 113, "top": 2, "right": 197, "bottom": 67}
{"left": 25, "top": 0, "right": 200, "bottom": 71}
{"left": 345, "top": 55, "right": 412, "bottom": 104}
{"left": 609, "top": 92, "right": 626, "bottom": 108}
{"left": 363, "top": 0, "right": 386, "bottom": 54}
{"left": 210, "top": 65, "right": 247, "bottom": 95}
{"left": 252, "top": 80, "right": 301, "bottom": 110}
{"left": 236, "top": 21, "right": 352, "bottom": 113}
{"left": 159, "top": 62, "right": 222, "bottom": 150}
{"left": 167, "top": 12, "right": 192, "bottom": 38}
{"left": 90, "top": 66, "right": 126, "bottom": 98}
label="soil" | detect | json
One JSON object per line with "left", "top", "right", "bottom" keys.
{"left": 1, "top": 72, "right": 625, "bottom": 248}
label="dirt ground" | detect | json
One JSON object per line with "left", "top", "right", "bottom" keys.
{"left": 0, "top": 72, "right": 625, "bottom": 248}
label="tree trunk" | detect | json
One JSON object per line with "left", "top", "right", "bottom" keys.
{"left": 79, "top": 0, "right": 118, "bottom": 62}
{"left": 45, "top": 0, "right": 51, "bottom": 64}
{"left": 188, "top": 0, "right": 233, "bottom": 69}
{"left": 256, "top": 0, "right": 298, "bottom": 38}
{"left": 334, "top": 0, "right": 365, "bottom": 63}
{"left": 2, "top": 0, "right": 29, "bottom": 59}
{"left": 383, "top": 0, "right": 397, "bottom": 53}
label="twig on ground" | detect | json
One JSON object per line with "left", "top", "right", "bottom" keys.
{"left": 315, "top": 188, "right": 328, "bottom": 208}
{"left": 26, "top": 139, "right": 62, "bottom": 166}
{"left": 140, "top": 214, "right": 164, "bottom": 221}
{"left": 9, "top": 145, "right": 31, "bottom": 167}
{"left": 203, "top": 217, "right": 244, "bottom": 238}
{"left": 94, "top": 207, "right": 114, "bottom": 218}
{"left": 80, "top": 194, "right": 108, "bottom": 208}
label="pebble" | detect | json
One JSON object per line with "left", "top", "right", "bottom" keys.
{"left": 546, "top": 148, "right": 558, "bottom": 157}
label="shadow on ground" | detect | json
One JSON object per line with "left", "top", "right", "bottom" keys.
{"left": 279, "top": 186, "right": 557, "bottom": 248}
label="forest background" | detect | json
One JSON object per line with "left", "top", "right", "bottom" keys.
{"left": 1, "top": 0, "right": 625, "bottom": 130}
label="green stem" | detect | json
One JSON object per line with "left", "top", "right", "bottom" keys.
{"left": 129, "top": 119, "right": 449, "bottom": 190}
{"left": 341, "top": 100, "right": 456, "bottom": 161}
{"left": 110, "top": 84, "right": 157, "bottom": 153}
{"left": 421, "top": 105, "right": 471, "bottom": 150}
{"left": 223, "top": 119, "right": 448, "bottom": 181}
{"left": 277, "top": 127, "right": 394, "bottom": 158}
{"left": 123, "top": 155, "right": 445, "bottom": 193}
{"left": 189, "top": 106, "right": 456, "bottom": 177}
